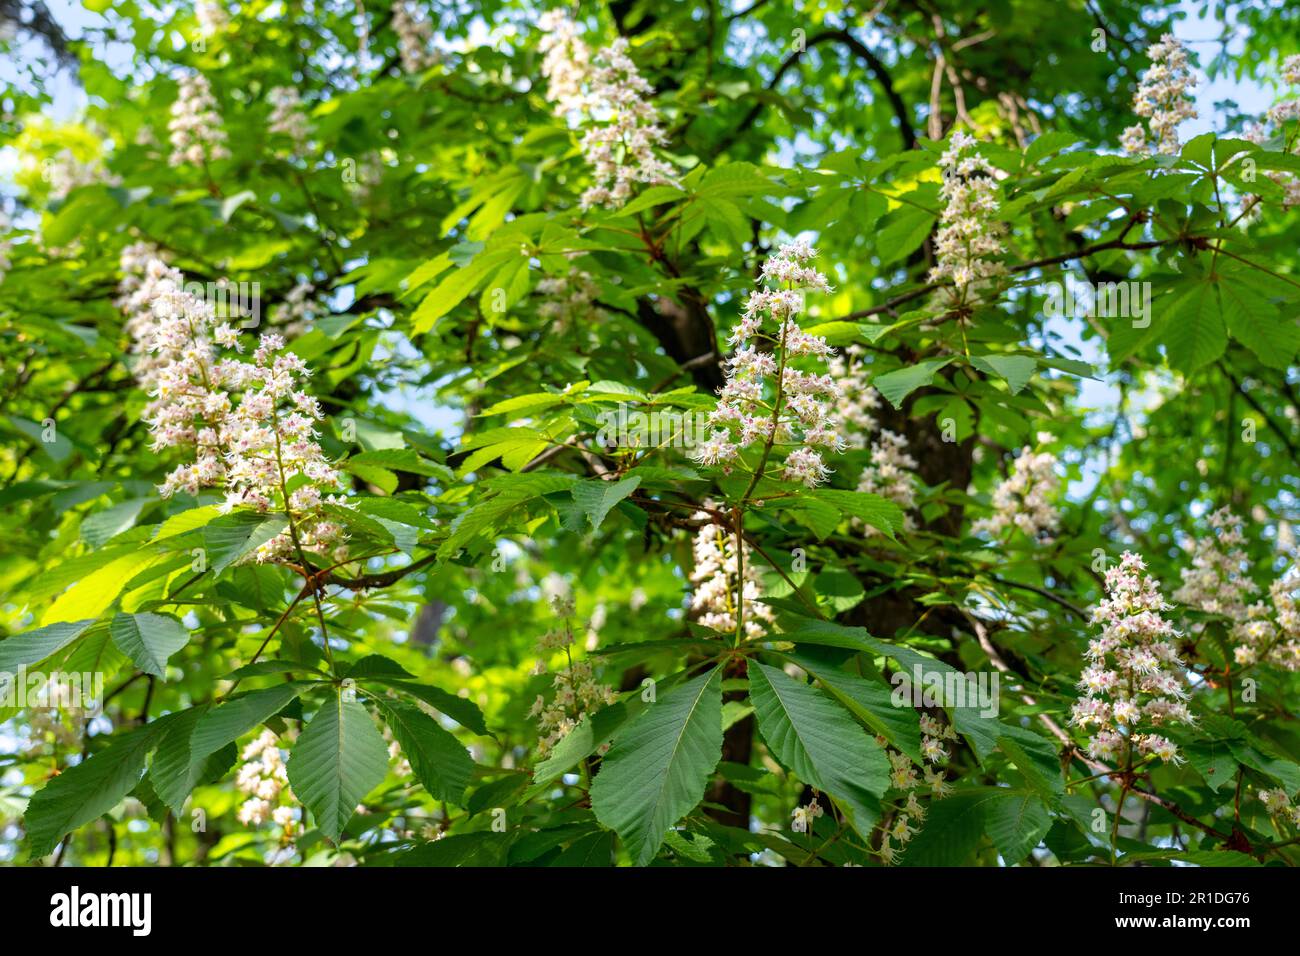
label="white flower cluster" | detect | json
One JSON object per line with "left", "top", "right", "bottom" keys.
{"left": 267, "top": 86, "right": 310, "bottom": 153}
{"left": 790, "top": 795, "right": 824, "bottom": 833}
{"left": 537, "top": 14, "right": 676, "bottom": 210}
{"left": 277, "top": 279, "right": 319, "bottom": 337}
{"left": 536, "top": 266, "right": 601, "bottom": 324}
{"left": 1255, "top": 570, "right": 1300, "bottom": 670}
{"left": 1241, "top": 56, "right": 1300, "bottom": 212}
{"left": 528, "top": 595, "right": 617, "bottom": 757}
{"left": 392, "top": 1, "right": 438, "bottom": 74}
{"left": 577, "top": 40, "right": 678, "bottom": 209}
{"left": 929, "top": 131, "right": 1006, "bottom": 305}
{"left": 119, "top": 252, "right": 350, "bottom": 565}
{"left": 1173, "top": 506, "right": 1256, "bottom": 628}
{"left": 117, "top": 242, "right": 175, "bottom": 388}
{"left": 168, "top": 72, "right": 230, "bottom": 167}
{"left": 1070, "top": 551, "right": 1190, "bottom": 766}
{"left": 236, "top": 730, "right": 298, "bottom": 832}
{"left": 1259, "top": 787, "right": 1300, "bottom": 827}
{"left": 196, "top": 1, "right": 229, "bottom": 35}
{"left": 878, "top": 716, "right": 954, "bottom": 865}
{"left": 689, "top": 512, "right": 774, "bottom": 639}
{"left": 972, "top": 433, "right": 1059, "bottom": 540}
{"left": 44, "top": 149, "right": 120, "bottom": 201}
{"left": 537, "top": 9, "right": 590, "bottom": 115}
{"left": 693, "top": 240, "right": 841, "bottom": 488}
{"left": 826, "top": 348, "right": 880, "bottom": 448}
{"left": 1173, "top": 508, "right": 1300, "bottom": 669}
{"left": 856, "top": 430, "right": 919, "bottom": 530}
{"left": 1121, "top": 34, "right": 1197, "bottom": 156}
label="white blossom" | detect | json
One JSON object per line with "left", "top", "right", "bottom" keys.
{"left": 929, "top": 131, "right": 1006, "bottom": 306}
{"left": 168, "top": 72, "right": 230, "bottom": 167}
{"left": 537, "top": 9, "right": 591, "bottom": 114}
{"left": 972, "top": 433, "right": 1059, "bottom": 541}
{"left": 1122, "top": 34, "right": 1197, "bottom": 156}
{"left": 693, "top": 242, "right": 840, "bottom": 487}
{"left": 267, "top": 86, "right": 310, "bottom": 153}
{"left": 689, "top": 509, "right": 774, "bottom": 639}
{"left": 1070, "top": 551, "right": 1190, "bottom": 765}
{"left": 531, "top": 599, "right": 616, "bottom": 757}
{"left": 392, "top": 1, "right": 438, "bottom": 74}
{"left": 119, "top": 252, "right": 350, "bottom": 566}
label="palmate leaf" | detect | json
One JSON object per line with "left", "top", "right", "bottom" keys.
{"left": 567, "top": 475, "right": 641, "bottom": 532}
{"left": 0, "top": 619, "right": 96, "bottom": 673}
{"left": 286, "top": 688, "right": 391, "bottom": 842}
{"left": 200, "top": 511, "right": 290, "bottom": 573}
{"left": 109, "top": 612, "right": 190, "bottom": 678}
{"left": 151, "top": 704, "right": 211, "bottom": 815}
{"left": 872, "top": 357, "right": 953, "bottom": 408}
{"left": 901, "top": 787, "right": 1052, "bottom": 865}
{"left": 1164, "top": 280, "right": 1226, "bottom": 372}
{"left": 25, "top": 719, "right": 172, "bottom": 858}
{"left": 590, "top": 667, "right": 723, "bottom": 866}
{"left": 368, "top": 678, "right": 492, "bottom": 736}
{"left": 376, "top": 698, "right": 474, "bottom": 806}
{"left": 189, "top": 682, "right": 310, "bottom": 769}
{"left": 748, "top": 662, "right": 889, "bottom": 836}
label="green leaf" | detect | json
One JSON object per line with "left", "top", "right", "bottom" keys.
{"left": 568, "top": 476, "right": 641, "bottom": 532}
{"left": 25, "top": 722, "right": 166, "bottom": 858}
{"left": 902, "top": 787, "right": 1050, "bottom": 865}
{"left": 410, "top": 248, "right": 516, "bottom": 333}
{"left": 809, "top": 489, "right": 904, "bottom": 538}
{"left": 370, "top": 679, "right": 492, "bottom": 736}
{"left": 981, "top": 789, "right": 1053, "bottom": 863}
{"left": 377, "top": 698, "right": 474, "bottom": 806}
{"left": 781, "top": 649, "right": 923, "bottom": 762}
{"left": 148, "top": 704, "right": 235, "bottom": 815}
{"left": 590, "top": 667, "right": 724, "bottom": 866}
{"left": 189, "top": 683, "right": 308, "bottom": 767}
{"left": 109, "top": 612, "right": 190, "bottom": 678}
{"left": 876, "top": 202, "right": 936, "bottom": 266}
{"left": 287, "top": 689, "right": 391, "bottom": 841}
{"left": 872, "top": 358, "right": 953, "bottom": 408}
{"left": 970, "top": 354, "right": 1037, "bottom": 394}
{"left": 748, "top": 662, "right": 889, "bottom": 836}
{"left": 613, "top": 185, "right": 687, "bottom": 216}
{"left": 81, "top": 499, "right": 149, "bottom": 547}
{"left": 396, "top": 832, "right": 512, "bottom": 866}
{"left": 201, "top": 511, "right": 290, "bottom": 573}
{"left": 43, "top": 550, "right": 160, "bottom": 624}
{"left": 1025, "top": 131, "right": 1082, "bottom": 166}
{"left": 1217, "top": 278, "right": 1300, "bottom": 369}
{"left": 1179, "top": 735, "right": 1238, "bottom": 791}
{"left": 153, "top": 504, "right": 223, "bottom": 541}
{"left": 0, "top": 619, "right": 96, "bottom": 673}
{"left": 1164, "top": 282, "right": 1226, "bottom": 372}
